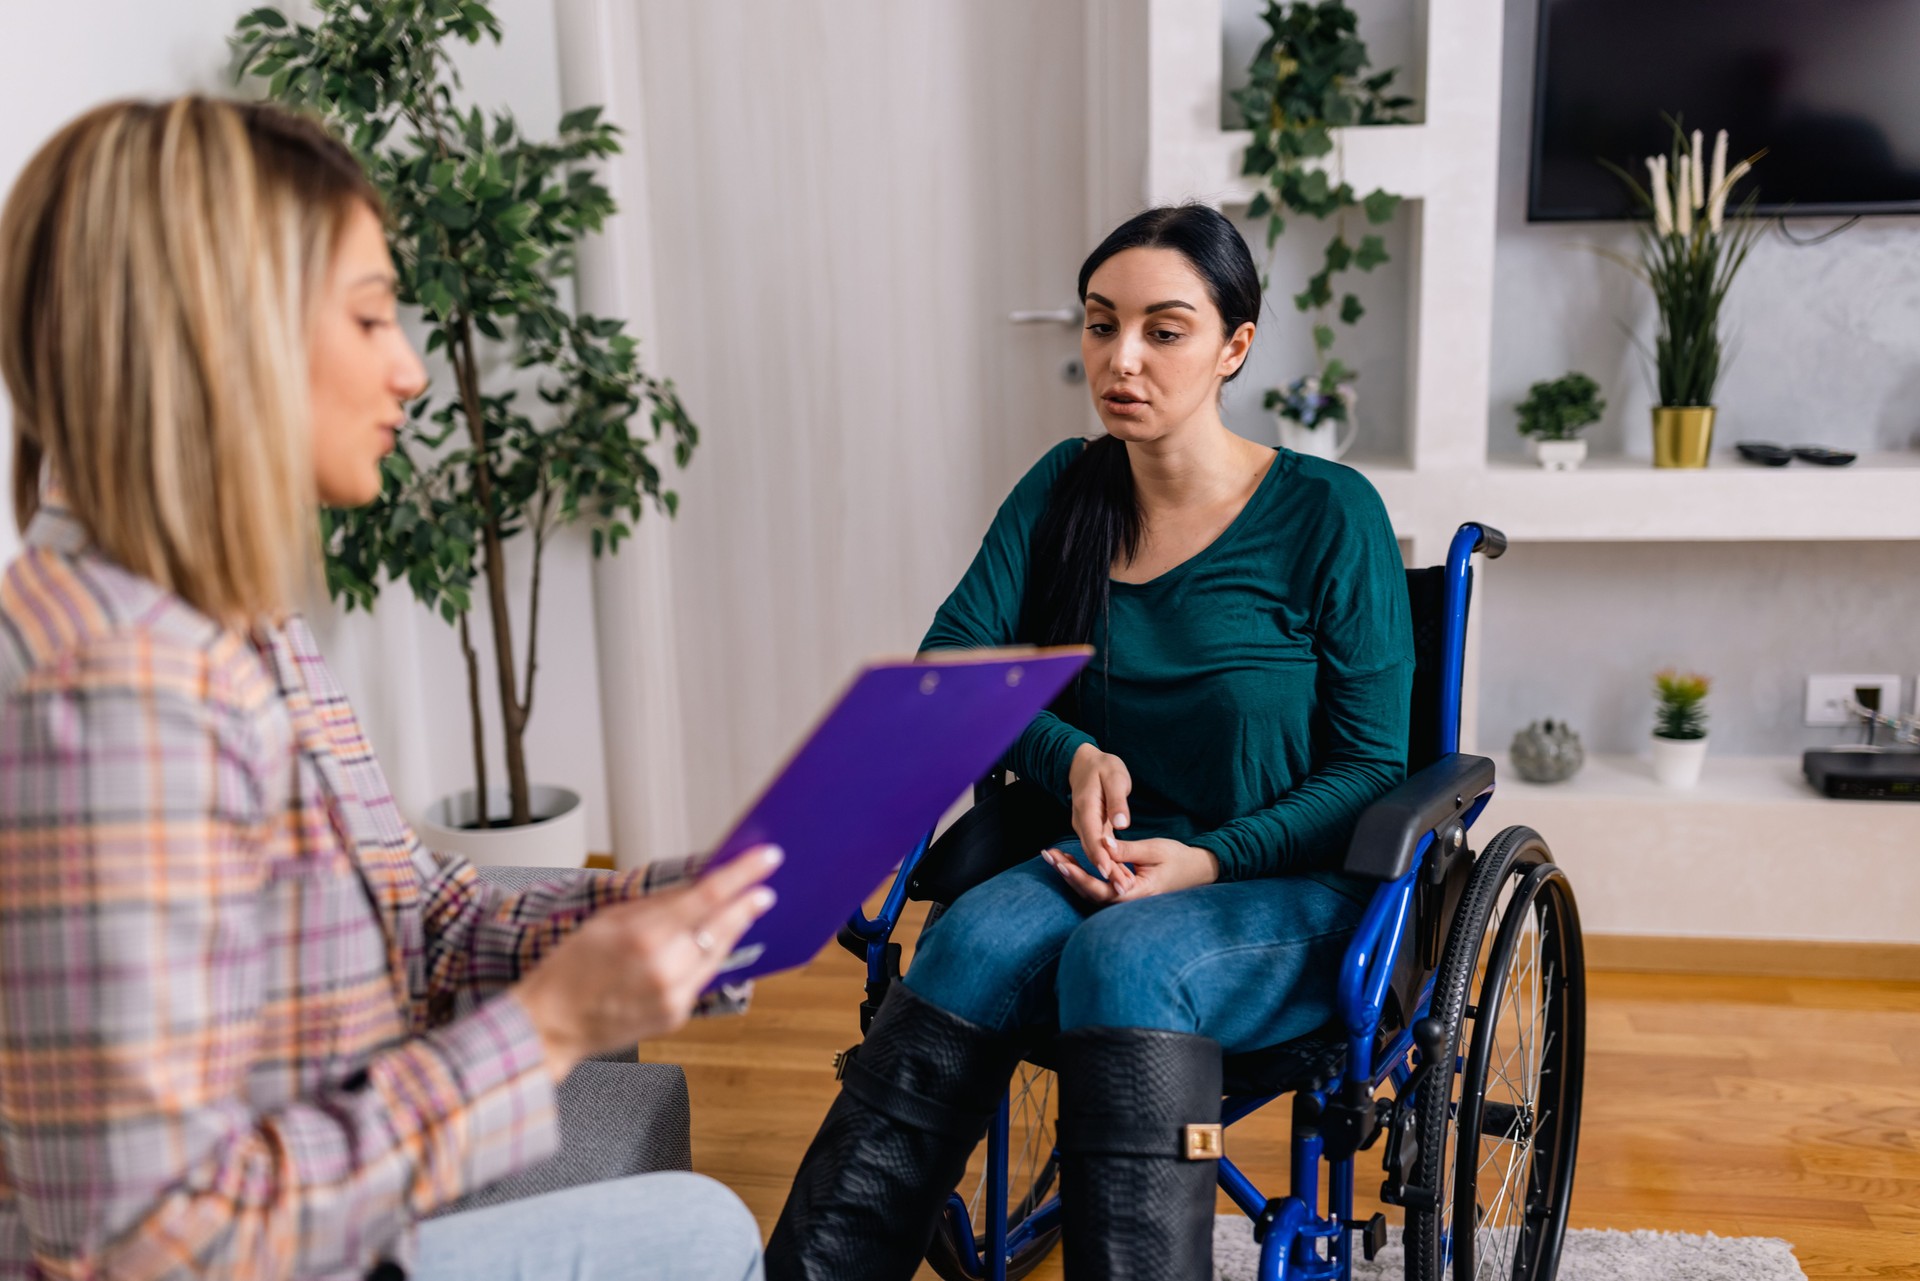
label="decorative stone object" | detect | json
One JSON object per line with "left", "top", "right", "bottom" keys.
{"left": 1510, "top": 719, "right": 1586, "bottom": 783}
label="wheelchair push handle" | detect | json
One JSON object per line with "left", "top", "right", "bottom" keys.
{"left": 1468, "top": 523, "right": 1507, "bottom": 559}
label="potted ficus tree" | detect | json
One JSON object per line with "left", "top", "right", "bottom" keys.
{"left": 1234, "top": 0, "right": 1413, "bottom": 461}
{"left": 233, "top": 1, "right": 697, "bottom": 866}
{"left": 1651, "top": 669, "right": 1711, "bottom": 789}
{"left": 1516, "top": 372, "right": 1605, "bottom": 470}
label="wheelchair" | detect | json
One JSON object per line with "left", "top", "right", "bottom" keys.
{"left": 835, "top": 522, "right": 1587, "bottom": 1281}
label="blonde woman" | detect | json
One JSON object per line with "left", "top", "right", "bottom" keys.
{"left": 0, "top": 98, "right": 773, "bottom": 1280}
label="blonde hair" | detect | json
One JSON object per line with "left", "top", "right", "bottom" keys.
{"left": 0, "top": 96, "right": 381, "bottom": 627}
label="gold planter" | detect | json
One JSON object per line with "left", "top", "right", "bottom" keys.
{"left": 1651, "top": 405, "right": 1716, "bottom": 468}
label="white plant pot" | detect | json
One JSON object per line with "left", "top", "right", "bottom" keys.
{"left": 1529, "top": 438, "right": 1588, "bottom": 471}
{"left": 416, "top": 784, "right": 588, "bottom": 868}
{"left": 1276, "top": 415, "right": 1357, "bottom": 462}
{"left": 1650, "top": 735, "right": 1709, "bottom": 790}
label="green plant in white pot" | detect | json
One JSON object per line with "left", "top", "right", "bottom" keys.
{"left": 233, "top": 1, "right": 696, "bottom": 866}
{"left": 1651, "top": 669, "right": 1710, "bottom": 789}
{"left": 1516, "top": 372, "right": 1604, "bottom": 471}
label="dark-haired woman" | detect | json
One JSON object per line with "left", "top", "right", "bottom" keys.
{"left": 767, "top": 206, "right": 1413, "bottom": 1281}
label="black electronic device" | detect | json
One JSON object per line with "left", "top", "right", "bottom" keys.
{"left": 1736, "top": 442, "right": 1792, "bottom": 466}
{"left": 1530, "top": 0, "right": 1920, "bottom": 222}
{"left": 1802, "top": 748, "right": 1920, "bottom": 801}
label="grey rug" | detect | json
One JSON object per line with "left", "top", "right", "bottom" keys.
{"left": 1212, "top": 1218, "right": 1808, "bottom": 1281}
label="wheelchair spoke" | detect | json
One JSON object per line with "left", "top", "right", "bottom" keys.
{"left": 1470, "top": 891, "right": 1552, "bottom": 1280}
{"left": 965, "top": 1062, "right": 1058, "bottom": 1238}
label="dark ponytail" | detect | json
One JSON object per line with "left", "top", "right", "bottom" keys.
{"left": 1021, "top": 204, "right": 1261, "bottom": 648}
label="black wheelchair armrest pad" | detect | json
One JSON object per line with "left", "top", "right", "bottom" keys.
{"left": 1341, "top": 753, "right": 1496, "bottom": 881}
{"left": 908, "top": 778, "right": 1073, "bottom": 906}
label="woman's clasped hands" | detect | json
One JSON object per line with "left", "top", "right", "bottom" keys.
{"left": 1041, "top": 743, "right": 1219, "bottom": 905}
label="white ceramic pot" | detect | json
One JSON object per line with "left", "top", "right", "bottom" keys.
{"left": 1649, "top": 735, "right": 1708, "bottom": 790}
{"left": 1277, "top": 414, "right": 1357, "bottom": 462}
{"left": 416, "top": 783, "right": 588, "bottom": 868}
{"left": 1530, "top": 438, "right": 1588, "bottom": 471}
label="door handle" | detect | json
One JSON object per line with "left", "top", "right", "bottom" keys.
{"left": 1008, "top": 308, "right": 1080, "bottom": 325}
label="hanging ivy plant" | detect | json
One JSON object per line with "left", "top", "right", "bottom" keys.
{"left": 1231, "top": 0, "right": 1415, "bottom": 410}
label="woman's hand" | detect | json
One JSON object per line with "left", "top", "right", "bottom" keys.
{"left": 1042, "top": 837, "right": 1220, "bottom": 906}
{"left": 513, "top": 846, "right": 782, "bottom": 1080}
{"left": 1067, "top": 743, "right": 1137, "bottom": 892}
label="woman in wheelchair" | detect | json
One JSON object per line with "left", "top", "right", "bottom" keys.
{"left": 768, "top": 204, "right": 1413, "bottom": 1281}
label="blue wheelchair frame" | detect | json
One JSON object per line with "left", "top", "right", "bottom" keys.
{"left": 840, "top": 523, "right": 1501, "bottom": 1281}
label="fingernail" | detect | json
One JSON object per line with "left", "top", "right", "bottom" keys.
{"left": 761, "top": 846, "right": 785, "bottom": 867}
{"left": 1114, "top": 814, "right": 1129, "bottom": 829}
{"left": 751, "top": 888, "right": 777, "bottom": 910}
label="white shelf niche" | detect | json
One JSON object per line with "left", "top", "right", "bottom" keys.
{"left": 1479, "top": 753, "right": 1920, "bottom": 945}
{"left": 1143, "top": 0, "right": 1504, "bottom": 473}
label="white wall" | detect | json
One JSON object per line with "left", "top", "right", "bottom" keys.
{"left": 1476, "top": 0, "right": 1920, "bottom": 757}
{"left": 0, "top": 0, "right": 616, "bottom": 849}
{"left": 1488, "top": 0, "right": 1920, "bottom": 461}
{"left": 630, "top": 0, "right": 1091, "bottom": 844}
{"left": 1208, "top": 0, "right": 1920, "bottom": 757}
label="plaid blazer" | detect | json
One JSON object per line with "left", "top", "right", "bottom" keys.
{"left": 0, "top": 507, "right": 707, "bottom": 1280}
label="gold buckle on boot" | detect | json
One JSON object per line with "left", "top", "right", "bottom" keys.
{"left": 1184, "top": 1124, "right": 1224, "bottom": 1160}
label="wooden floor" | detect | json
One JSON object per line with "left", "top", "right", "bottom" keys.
{"left": 642, "top": 899, "right": 1920, "bottom": 1280}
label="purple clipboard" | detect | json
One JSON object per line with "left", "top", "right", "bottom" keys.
{"left": 701, "top": 646, "right": 1091, "bottom": 988}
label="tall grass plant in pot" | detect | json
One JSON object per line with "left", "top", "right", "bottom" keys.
{"left": 1604, "top": 123, "right": 1765, "bottom": 468}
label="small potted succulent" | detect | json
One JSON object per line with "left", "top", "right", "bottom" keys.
{"left": 1516, "top": 372, "right": 1604, "bottom": 471}
{"left": 1266, "top": 364, "right": 1358, "bottom": 462}
{"left": 1651, "top": 669, "right": 1711, "bottom": 789}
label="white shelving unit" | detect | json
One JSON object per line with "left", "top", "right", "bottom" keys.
{"left": 1367, "top": 452, "right": 1920, "bottom": 551}
{"left": 1115, "top": 0, "right": 1920, "bottom": 950}
{"left": 1480, "top": 755, "right": 1920, "bottom": 945}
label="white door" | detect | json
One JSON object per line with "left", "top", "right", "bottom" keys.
{"left": 627, "top": 0, "right": 1100, "bottom": 838}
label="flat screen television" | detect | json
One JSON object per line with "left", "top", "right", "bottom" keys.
{"left": 1529, "top": 0, "right": 1920, "bottom": 222}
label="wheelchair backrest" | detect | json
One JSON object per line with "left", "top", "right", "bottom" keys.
{"left": 1378, "top": 563, "right": 1479, "bottom": 1040}
{"left": 1404, "top": 564, "right": 1470, "bottom": 776}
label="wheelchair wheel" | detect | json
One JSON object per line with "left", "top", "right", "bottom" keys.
{"left": 1407, "top": 826, "right": 1586, "bottom": 1281}
{"left": 925, "top": 1060, "right": 1062, "bottom": 1280}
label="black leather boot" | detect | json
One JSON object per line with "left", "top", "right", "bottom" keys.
{"left": 765, "top": 983, "right": 1024, "bottom": 1281}
{"left": 1055, "top": 1026, "right": 1224, "bottom": 1280}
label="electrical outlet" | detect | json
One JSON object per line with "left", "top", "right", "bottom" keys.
{"left": 1804, "top": 674, "right": 1903, "bottom": 727}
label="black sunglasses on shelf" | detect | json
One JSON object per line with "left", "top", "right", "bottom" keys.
{"left": 1733, "top": 442, "right": 1858, "bottom": 467}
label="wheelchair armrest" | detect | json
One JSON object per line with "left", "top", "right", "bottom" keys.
{"left": 906, "top": 777, "right": 1072, "bottom": 906}
{"left": 1341, "top": 753, "right": 1496, "bottom": 881}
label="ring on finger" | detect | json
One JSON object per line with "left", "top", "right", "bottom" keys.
{"left": 692, "top": 928, "right": 717, "bottom": 955}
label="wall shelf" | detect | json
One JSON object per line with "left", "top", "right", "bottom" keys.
{"left": 1359, "top": 452, "right": 1920, "bottom": 553}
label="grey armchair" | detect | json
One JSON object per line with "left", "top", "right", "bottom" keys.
{"left": 432, "top": 865, "right": 694, "bottom": 1217}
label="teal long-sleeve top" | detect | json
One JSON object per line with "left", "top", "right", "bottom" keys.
{"left": 921, "top": 438, "right": 1414, "bottom": 884}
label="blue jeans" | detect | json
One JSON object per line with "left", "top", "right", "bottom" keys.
{"left": 904, "top": 842, "right": 1368, "bottom": 1052}
{"left": 414, "top": 1172, "right": 763, "bottom": 1281}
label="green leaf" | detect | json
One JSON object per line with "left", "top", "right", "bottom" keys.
{"left": 1247, "top": 191, "right": 1272, "bottom": 220}
{"left": 558, "top": 105, "right": 604, "bottom": 134}
{"left": 1362, "top": 189, "right": 1401, "bottom": 224}
{"left": 1354, "top": 234, "right": 1389, "bottom": 271}
{"left": 1312, "top": 324, "right": 1335, "bottom": 352}
{"left": 1339, "top": 294, "right": 1365, "bottom": 324}
{"left": 241, "top": 6, "right": 287, "bottom": 30}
